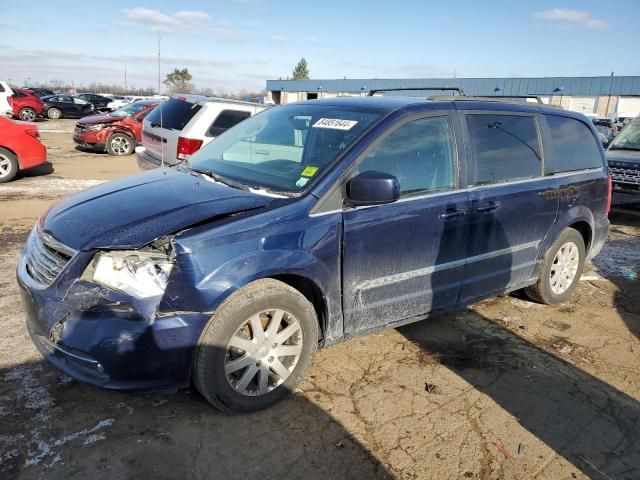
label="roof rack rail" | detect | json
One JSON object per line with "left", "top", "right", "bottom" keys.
{"left": 428, "top": 94, "right": 546, "bottom": 104}
{"left": 368, "top": 87, "right": 465, "bottom": 97}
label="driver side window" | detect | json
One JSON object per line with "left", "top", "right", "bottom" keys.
{"left": 357, "top": 115, "right": 456, "bottom": 198}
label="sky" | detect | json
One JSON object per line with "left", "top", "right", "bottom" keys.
{"left": 1, "top": 0, "right": 639, "bottom": 93}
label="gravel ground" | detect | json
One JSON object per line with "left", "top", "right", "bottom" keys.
{"left": 1, "top": 119, "right": 639, "bottom": 479}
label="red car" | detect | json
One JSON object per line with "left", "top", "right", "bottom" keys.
{"left": 9, "top": 88, "right": 44, "bottom": 121}
{"left": 73, "top": 101, "right": 158, "bottom": 156}
{"left": 0, "top": 117, "right": 47, "bottom": 183}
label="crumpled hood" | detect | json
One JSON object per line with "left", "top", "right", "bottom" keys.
{"left": 42, "top": 169, "right": 272, "bottom": 250}
{"left": 77, "top": 113, "right": 120, "bottom": 125}
{"left": 606, "top": 149, "right": 640, "bottom": 167}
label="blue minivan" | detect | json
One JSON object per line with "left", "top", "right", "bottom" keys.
{"left": 18, "top": 96, "right": 610, "bottom": 412}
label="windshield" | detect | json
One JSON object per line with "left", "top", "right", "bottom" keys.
{"left": 188, "top": 104, "right": 383, "bottom": 192}
{"left": 111, "top": 102, "right": 149, "bottom": 118}
{"left": 610, "top": 122, "right": 640, "bottom": 150}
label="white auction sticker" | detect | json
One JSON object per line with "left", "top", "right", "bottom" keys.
{"left": 312, "top": 118, "right": 358, "bottom": 130}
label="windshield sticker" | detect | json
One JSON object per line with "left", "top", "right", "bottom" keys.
{"left": 301, "top": 166, "right": 319, "bottom": 177}
{"left": 296, "top": 177, "right": 310, "bottom": 187}
{"left": 312, "top": 118, "right": 359, "bottom": 130}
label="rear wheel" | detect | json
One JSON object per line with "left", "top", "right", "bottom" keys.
{"left": 0, "top": 148, "right": 19, "bottom": 183}
{"left": 194, "top": 279, "right": 319, "bottom": 413}
{"left": 19, "top": 107, "right": 37, "bottom": 121}
{"left": 525, "top": 228, "right": 585, "bottom": 304}
{"left": 106, "top": 133, "right": 134, "bottom": 156}
{"left": 47, "top": 108, "right": 62, "bottom": 120}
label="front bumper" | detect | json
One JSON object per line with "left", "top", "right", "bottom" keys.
{"left": 17, "top": 247, "right": 209, "bottom": 391}
{"left": 73, "top": 129, "right": 107, "bottom": 151}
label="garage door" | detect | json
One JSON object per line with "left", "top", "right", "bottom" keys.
{"left": 617, "top": 97, "right": 640, "bottom": 119}
{"left": 568, "top": 97, "right": 597, "bottom": 114}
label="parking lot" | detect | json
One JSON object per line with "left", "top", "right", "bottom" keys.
{"left": 0, "top": 119, "right": 639, "bottom": 479}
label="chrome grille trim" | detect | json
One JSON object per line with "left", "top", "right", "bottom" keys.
{"left": 24, "top": 228, "right": 76, "bottom": 286}
{"left": 610, "top": 167, "right": 640, "bottom": 185}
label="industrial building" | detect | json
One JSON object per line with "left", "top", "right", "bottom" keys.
{"left": 266, "top": 76, "right": 640, "bottom": 119}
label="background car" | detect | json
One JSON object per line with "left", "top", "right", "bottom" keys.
{"left": 607, "top": 116, "right": 640, "bottom": 194}
{"left": 137, "top": 95, "right": 266, "bottom": 169}
{"left": 75, "top": 93, "right": 112, "bottom": 112}
{"left": 74, "top": 100, "right": 159, "bottom": 156}
{"left": 41, "top": 95, "right": 94, "bottom": 119}
{"left": 9, "top": 88, "right": 44, "bottom": 121}
{"left": 0, "top": 81, "right": 14, "bottom": 116}
{"left": 0, "top": 116, "right": 47, "bottom": 182}
{"left": 105, "top": 95, "right": 130, "bottom": 111}
{"left": 22, "top": 87, "right": 55, "bottom": 98}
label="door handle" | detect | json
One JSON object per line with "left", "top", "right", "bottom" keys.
{"left": 439, "top": 209, "right": 466, "bottom": 220}
{"left": 476, "top": 202, "right": 501, "bottom": 213}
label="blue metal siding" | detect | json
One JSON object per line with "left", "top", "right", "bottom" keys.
{"left": 267, "top": 76, "right": 640, "bottom": 96}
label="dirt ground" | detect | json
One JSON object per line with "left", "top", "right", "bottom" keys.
{"left": 1, "top": 119, "right": 639, "bottom": 479}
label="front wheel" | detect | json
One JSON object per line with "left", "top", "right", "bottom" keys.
{"left": 193, "top": 279, "right": 319, "bottom": 413}
{"left": 525, "top": 228, "right": 586, "bottom": 304}
{"left": 47, "top": 108, "right": 62, "bottom": 120}
{"left": 106, "top": 133, "right": 134, "bottom": 156}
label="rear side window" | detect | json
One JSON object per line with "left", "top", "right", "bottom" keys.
{"left": 207, "top": 110, "right": 251, "bottom": 137}
{"left": 146, "top": 98, "right": 202, "bottom": 131}
{"left": 544, "top": 115, "right": 603, "bottom": 173}
{"left": 357, "top": 115, "right": 456, "bottom": 198}
{"left": 465, "top": 114, "right": 542, "bottom": 185}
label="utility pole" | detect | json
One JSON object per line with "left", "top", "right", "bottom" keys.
{"left": 157, "top": 35, "right": 161, "bottom": 95}
{"left": 124, "top": 64, "right": 128, "bottom": 92}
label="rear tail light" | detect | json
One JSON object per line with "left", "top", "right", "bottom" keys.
{"left": 605, "top": 176, "right": 612, "bottom": 215}
{"left": 176, "top": 137, "right": 203, "bottom": 161}
{"left": 25, "top": 128, "right": 40, "bottom": 139}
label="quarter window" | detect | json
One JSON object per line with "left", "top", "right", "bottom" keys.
{"left": 544, "top": 115, "right": 603, "bottom": 173}
{"left": 465, "top": 114, "right": 542, "bottom": 185}
{"left": 357, "top": 116, "right": 456, "bottom": 198}
{"left": 207, "top": 110, "right": 251, "bottom": 137}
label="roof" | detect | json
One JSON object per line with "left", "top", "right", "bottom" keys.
{"left": 267, "top": 76, "right": 640, "bottom": 96}
{"left": 280, "top": 96, "right": 596, "bottom": 122}
{"left": 170, "top": 93, "right": 265, "bottom": 107}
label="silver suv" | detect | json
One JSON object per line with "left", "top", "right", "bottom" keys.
{"left": 136, "top": 94, "right": 266, "bottom": 170}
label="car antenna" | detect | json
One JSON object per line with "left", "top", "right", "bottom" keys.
{"left": 160, "top": 108, "right": 165, "bottom": 174}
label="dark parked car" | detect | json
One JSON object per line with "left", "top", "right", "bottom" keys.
{"left": 23, "top": 87, "right": 55, "bottom": 98}
{"left": 18, "top": 97, "right": 610, "bottom": 413}
{"left": 607, "top": 116, "right": 640, "bottom": 193}
{"left": 75, "top": 93, "right": 112, "bottom": 112}
{"left": 41, "top": 95, "right": 94, "bottom": 119}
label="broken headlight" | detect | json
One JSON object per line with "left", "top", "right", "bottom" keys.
{"left": 89, "top": 251, "right": 173, "bottom": 299}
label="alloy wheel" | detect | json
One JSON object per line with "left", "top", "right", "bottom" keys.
{"left": 20, "top": 109, "right": 36, "bottom": 121}
{"left": 549, "top": 241, "right": 580, "bottom": 295}
{"left": 110, "top": 136, "right": 131, "bottom": 155}
{"left": 225, "top": 309, "right": 303, "bottom": 396}
{"left": 0, "top": 154, "right": 12, "bottom": 179}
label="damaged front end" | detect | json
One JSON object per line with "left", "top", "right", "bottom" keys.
{"left": 17, "top": 226, "right": 209, "bottom": 390}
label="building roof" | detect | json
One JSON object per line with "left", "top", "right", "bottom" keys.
{"left": 267, "top": 76, "right": 640, "bottom": 96}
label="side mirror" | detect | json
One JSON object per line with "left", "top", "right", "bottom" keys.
{"left": 346, "top": 171, "right": 400, "bottom": 206}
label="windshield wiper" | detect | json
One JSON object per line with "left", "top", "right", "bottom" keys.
{"left": 610, "top": 145, "right": 640, "bottom": 151}
{"left": 191, "top": 168, "right": 251, "bottom": 192}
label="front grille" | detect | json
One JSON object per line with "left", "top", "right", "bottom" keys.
{"left": 24, "top": 229, "right": 76, "bottom": 286}
{"left": 610, "top": 166, "right": 640, "bottom": 186}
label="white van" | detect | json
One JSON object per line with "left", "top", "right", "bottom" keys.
{"left": 136, "top": 94, "right": 267, "bottom": 170}
{"left": 0, "top": 81, "right": 14, "bottom": 116}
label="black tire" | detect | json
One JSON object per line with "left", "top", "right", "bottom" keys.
{"left": 106, "top": 133, "right": 134, "bottom": 156}
{"left": 0, "top": 147, "right": 19, "bottom": 183}
{"left": 193, "top": 278, "right": 319, "bottom": 414}
{"left": 47, "top": 108, "right": 62, "bottom": 120}
{"left": 19, "top": 107, "right": 37, "bottom": 122}
{"left": 525, "top": 228, "right": 586, "bottom": 305}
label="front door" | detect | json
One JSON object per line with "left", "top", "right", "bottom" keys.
{"left": 458, "top": 111, "right": 559, "bottom": 303}
{"left": 342, "top": 113, "right": 470, "bottom": 334}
